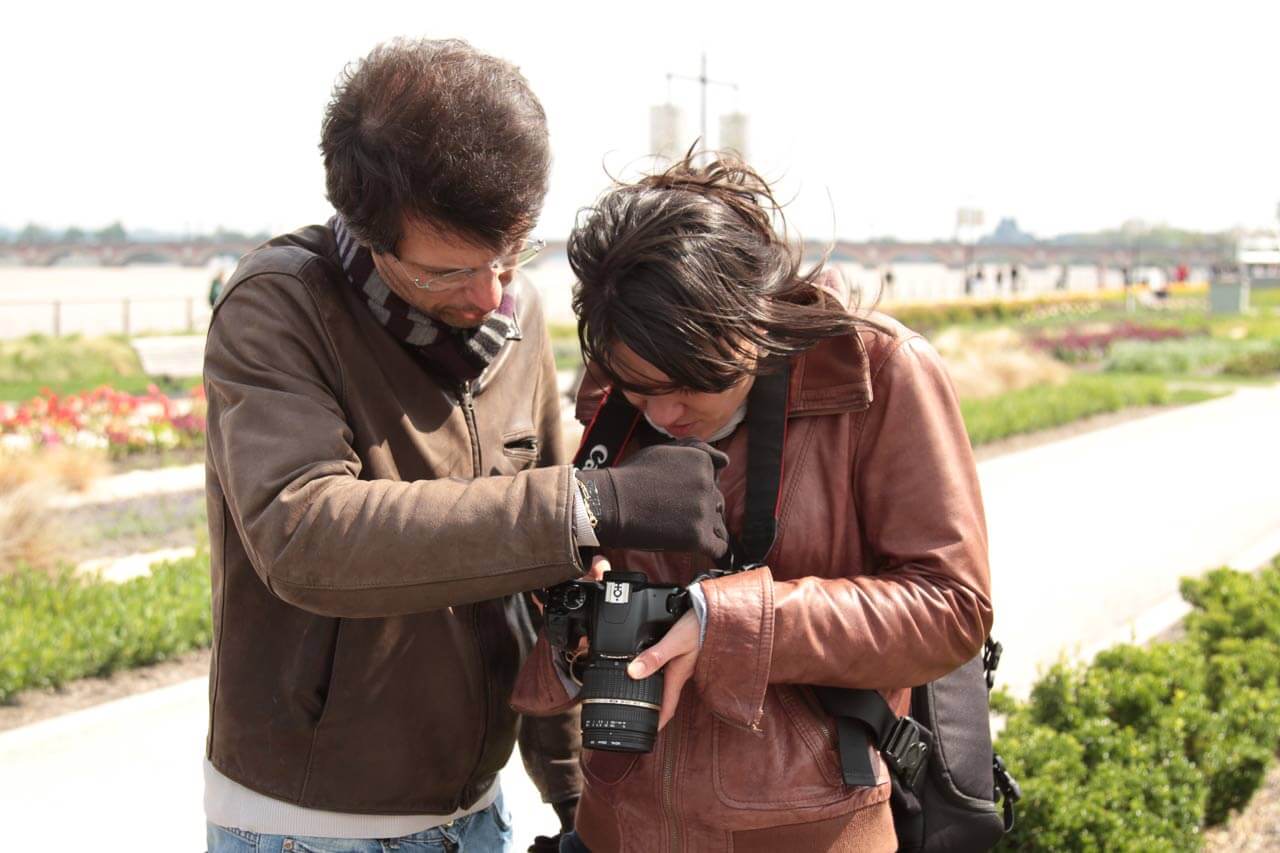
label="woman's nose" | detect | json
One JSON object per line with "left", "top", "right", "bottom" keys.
{"left": 645, "top": 395, "right": 684, "bottom": 428}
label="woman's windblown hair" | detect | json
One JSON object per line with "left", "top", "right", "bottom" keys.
{"left": 570, "top": 152, "right": 868, "bottom": 395}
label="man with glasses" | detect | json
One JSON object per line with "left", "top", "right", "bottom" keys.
{"left": 202, "top": 38, "right": 730, "bottom": 853}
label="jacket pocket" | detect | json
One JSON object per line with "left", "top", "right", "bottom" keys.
{"left": 582, "top": 749, "right": 640, "bottom": 788}
{"left": 712, "top": 685, "right": 850, "bottom": 810}
{"left": 502, "top": 429, "right": 540, "bottom": 467}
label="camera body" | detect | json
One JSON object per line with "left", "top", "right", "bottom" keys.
{"left": 542, "top": 569, "right": 689, "bottom": 752}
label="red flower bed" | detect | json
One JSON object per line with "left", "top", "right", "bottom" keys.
{"left": 0, "top": 385, "right": 206, "bottom": 458}
{"left": 1030, "top": 322, "right": 1195, "bottom": 363}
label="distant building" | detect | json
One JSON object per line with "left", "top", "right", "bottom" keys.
{"left": 980, "top": 217, "right": 1037, "bottom": 245}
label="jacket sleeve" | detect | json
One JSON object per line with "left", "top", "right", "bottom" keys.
{"left": 203, "top": 269, "right": 583, "bottom": 618}
{"left": 693, "top": 335, "right": 993, "bottom": 729}
{"left": 516, "top": 334, "right": 584, "bottom": 804}
{"left": 510, "top": 360, "right": 608, "bottom": 720}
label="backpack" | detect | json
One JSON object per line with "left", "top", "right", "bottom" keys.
{"left": 815, "top": 640, "right": 1020, "bottom": 852}
{"left": 575, "top": 361, "right": 1020, "bottom": 851}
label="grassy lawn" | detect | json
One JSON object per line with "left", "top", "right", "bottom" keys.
{"left": 0, "top": 333, "right": 197, "bottom": 401}
{"left": 0, "top": 372, "right": 190, "bottom": 402}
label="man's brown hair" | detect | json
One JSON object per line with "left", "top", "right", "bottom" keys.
{"left": 321, "top": 38, "right": 550, "bottom": 253}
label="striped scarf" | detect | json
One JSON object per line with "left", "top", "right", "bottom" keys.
{"left": 329, "top": 214, "right": 520, "bottom": 384}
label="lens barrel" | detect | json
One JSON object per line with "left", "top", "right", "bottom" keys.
{"left": 580, "top": 657, "right": 664, "bottom": 752}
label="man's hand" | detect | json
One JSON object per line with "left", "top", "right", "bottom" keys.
{"left": 626, "top": 610, "right": 701, "bottom": 730}
{"left": 526, "top": 796, "right": 579, "bottom": 853}
{"left": 576, "top": 439, "right": 729, "bottom": 559}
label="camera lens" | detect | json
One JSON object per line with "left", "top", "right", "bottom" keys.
{"left": 579, "top": 657, "right": 664, "bottom": 752}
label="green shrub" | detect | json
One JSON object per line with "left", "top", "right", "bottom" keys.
{"left": 996, "top": 713, "right": 1205, "bottom": 851}
{"left": 0, "top": 552, "right": 211, "bottom": 703}
{"left": 997, "top": 557, "right": 1280, "bottom": 848}
{"left": 1181, "top": 563, "right": 1280, "bottom": 650}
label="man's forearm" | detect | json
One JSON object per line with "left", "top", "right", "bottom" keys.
{"left": 229, "top": 463, "right": 584, "bottom": 617}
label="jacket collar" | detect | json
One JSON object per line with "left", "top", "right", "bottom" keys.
{"left": 787, "top": 329, "right": 874, "bottom": 417}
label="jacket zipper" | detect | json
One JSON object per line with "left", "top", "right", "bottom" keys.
{"left": 660, "top": 713, "right": 683, "bottom": 852}
{"left": 458, "top": 382, "right": 481, "bottom": 477}
{"left": 457, "top": 380, "right": 489, "bottom": 812}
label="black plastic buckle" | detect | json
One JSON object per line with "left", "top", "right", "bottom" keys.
{"left": 993, "top": 752, "right": 1021, "bottom": 832}
{"left": 993, "top": 753, "right": 1021, "bottom": 803}
{"left": 883, "top": 716, "right": 931, "bottom": 793}
{"left": 984, "top": 639, "right": 1003, "bottom": 689}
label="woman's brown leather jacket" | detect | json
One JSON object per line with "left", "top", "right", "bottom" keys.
{"left": 513, "top": 315, "right": 993, "bottom": 852}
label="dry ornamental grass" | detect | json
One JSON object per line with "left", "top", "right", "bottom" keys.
{"left": 0, "top": 447, "right": 107, "bottom": 496}
{"left": 0, "top": 482, "right": 61, "bottom": 575}
{"left": 931, "top": 327, "right": 1072, "bottom": 400}
{"left": 0, "top": 446, "right": 106, "bottom": 575}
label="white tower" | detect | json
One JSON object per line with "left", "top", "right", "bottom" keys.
{"left": 650, "top": 103, "right": 685, "bottom": 163}
{"left": 719, "top": 112, "right": 749, "bottom": 161}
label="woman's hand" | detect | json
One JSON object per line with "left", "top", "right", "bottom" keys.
{"left": 626, "top": 609, "right": 701, "bottom": 730}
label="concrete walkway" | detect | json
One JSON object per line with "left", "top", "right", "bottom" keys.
{"left": 3, "top": 384, "right": 1280, "bottom": 849}
{"left": 986, "top": 383, "right": 1280, "bottom": 695}
{"left": 131, "top": 335, "right": 206, "bottom": 378}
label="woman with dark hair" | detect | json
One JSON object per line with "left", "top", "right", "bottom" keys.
{"left": 513, "top": 155, "right": 993, "bottom": 852}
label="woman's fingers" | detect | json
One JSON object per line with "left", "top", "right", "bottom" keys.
{"left": 656, "top": 655, "right": 696, "bottom": 730}
{"left": 627, "top": 612, "right": 697, "bottom": 680}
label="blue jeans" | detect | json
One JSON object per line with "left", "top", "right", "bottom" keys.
{"left": 207, "top": 790, "right": 513, "bottom": 852}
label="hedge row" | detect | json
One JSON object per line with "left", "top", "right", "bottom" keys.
{"left": 0, "top": 553, "right": 212, "bottom": 703}
{"left": 960, "top": 375, "right": 1215, "bottom": 447}
{"left": 994, "top": 556, "right": 1280, "bottom": 850}
{"left": 889, "top": 294, "right": 1117, "bottom": 334}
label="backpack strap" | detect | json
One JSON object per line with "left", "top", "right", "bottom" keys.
{"left": 813, "top": 687, "right": 933, "bottom": 792}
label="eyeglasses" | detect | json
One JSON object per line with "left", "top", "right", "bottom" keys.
{"left": 391, "top": 238, "right": 546, "bottom": 292}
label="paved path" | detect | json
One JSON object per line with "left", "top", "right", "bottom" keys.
{"left": 51, "top": 462, "right": 204, "bottom": 509}
{"left": 0, "top": 679, "right": 552, "bottom": 851}
{"left": 131, "top": 335, "right": 206, "bottom": 378}
{"left": 986, "top": 384, "right": 1280, "bottom": 695}
{"left": 3, "top": 384, "right": 1280, "bottom": 849}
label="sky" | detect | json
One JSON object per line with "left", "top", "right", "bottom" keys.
{"left": 2, "top": 0, "right": 1278, "bottom": 242}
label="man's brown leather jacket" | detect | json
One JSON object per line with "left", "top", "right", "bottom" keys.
{"left": 204, "top": 224, "right": 583, "bottom": 815}
{"left": 513, "top": 316, "right": 993, "bottom": 852}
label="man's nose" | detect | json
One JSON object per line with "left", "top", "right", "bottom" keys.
{"left": 466, "top": 266, "right": 503, "bottom": 313}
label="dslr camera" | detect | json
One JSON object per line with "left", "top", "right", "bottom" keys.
{"left": 540, "top": 570, "right": 689, "bottom": 753}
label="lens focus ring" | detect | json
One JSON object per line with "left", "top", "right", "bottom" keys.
{"left": 580, "top": 657, "right": 664, "bottom": 753}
